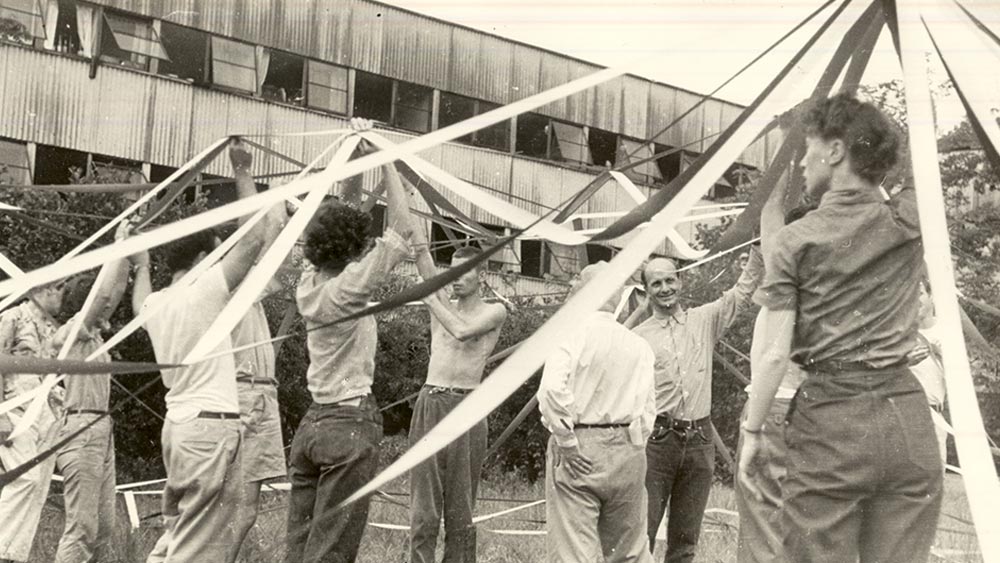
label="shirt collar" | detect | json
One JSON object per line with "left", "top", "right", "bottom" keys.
{"left": 24, "top": 298, "right": 56, "bottom": 326}
{"left": 819, "top": 186, "right": 884, "bottom": 207}
{"left": 655, "top": 308, "right": 686, "bottom": 327}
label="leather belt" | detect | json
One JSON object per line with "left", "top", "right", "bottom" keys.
{"left": 425, "top": 384, "right": 474, "bottom": 396}
{"left": 575, "top": 422, "right": 630, "bottom": 429}
{"left": 655, "top": 414, "right": 710, "bottom": 430}
{"left": 198, "top": 411, "right": 240, "bottom": 420}
{"left": 237, "top": 377, "right": 277, "bottom": 386}
{"left": 66, "top": 409, "right": 107, "bottom": 416}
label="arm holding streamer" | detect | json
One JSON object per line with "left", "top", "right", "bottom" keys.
{"left": 81, "top": 222, "right": 132, "bottom": 332}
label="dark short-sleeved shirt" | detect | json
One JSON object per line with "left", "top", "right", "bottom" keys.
{"left": 754, "top": 187, "right": 922, "bottom": 369}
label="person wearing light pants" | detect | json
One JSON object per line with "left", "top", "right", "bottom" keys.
{"left": 538, "top": 262, "right": 656, "bottom": 563}
{"left": 133, "top": 140, "right": 275, "bottom": 562}
{"left": 53, "top": 224, "right": 133, "bottom": 563}
{"left": 408, "top": 239, "right": 507, "bottom": 563}
{"left": 0, "top": 281, "right": 66, "bottom": 563}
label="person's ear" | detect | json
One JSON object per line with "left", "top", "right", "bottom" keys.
{"left": 828, "top": 139, "right": 847, "bottom": 167}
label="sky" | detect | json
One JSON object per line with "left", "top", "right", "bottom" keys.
{"left": 383, "top": 0, "right": 1000, "bottom": 134}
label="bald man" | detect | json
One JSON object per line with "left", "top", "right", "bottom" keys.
{"left": 633, "top": 248, "right": 762, "bottom": 563}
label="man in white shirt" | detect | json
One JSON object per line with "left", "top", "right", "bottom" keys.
{"left": 132, "top": 140, "right": 276, "bottom": 562}
{"left": 538, "top": 262, "right": 657, "bottom": 563}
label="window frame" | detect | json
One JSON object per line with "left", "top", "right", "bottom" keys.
{"left": 305, "top": 58, "right": 349, "bottom": 115}
{"left": 0, "top": 0, "right": 46, "bottom": 44}
{"left": 209, "top": 35, "right": 257, "bottom": 94}
{"left": 0, "top": 138, "right": 31, "bottom": 185}
{"left": 549, "top": 120, "right": 592, "bottom": 166}
{"left": 392, "top": 80, "right": 434, "bottom": 134}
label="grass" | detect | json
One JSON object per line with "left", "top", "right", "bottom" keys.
{"left": 27, "top": 436, "right": 983, "bottom": 562}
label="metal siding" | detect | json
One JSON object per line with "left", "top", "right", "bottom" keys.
{"left": 94, "top": 67, "right": 153, "bottom": 162}
{"left": 189, "top": 89, "right": 232, "bottom": 174}
{"left": 766, "top": 126, "right": 785, "bottom": 168}
{"left": 381, "top": 9, "right": 450, "bottom": 90}
{"left": 347, "top": 0, "right": 384, "bottom": 73}
{"left": 477, "top": 34, "right": 514, "bottom": 105}
{"left": 537, "top": 53, "right": 568, "bottom": 120}
{"left": 701, "top": 100, "right": 724, "bottom": 153}
{"left": 472, "top": 149, "right": 512, "bottom": 200}
{"left": 510, "top": 158, "right": 546, "bottom": 217}
{"left": 565, "top": 60, "right": 596, "bottom": 125}
{"left": 448, "top": 27, "right": 480, "bottom": 99}
{"left": 675, "top": 90, "right": 705, "bottom": 152}
{"left": 198, "top": 0, "right": 237, "bottom": 38}
{"left": 301, "top": 112, "right": 349, "bottom": 164}
{"left": 264, "top": 104, "right": 308, "bottom": 174}
{"left": 310, "top": 0, "right": 352, "bottom": 64}
{"left": 154, "top": 0, "right": 198, "bottom": 27}
{"left": 648, "top": 83, "right": 680, "bottom": 147}
{"left": 622, "top": 76, "right": 649, "bottom": 139}
{"left": 510, "top": 44, "right": 541, "bottom": 101}
{"left": 274, "top": 0, "right": 314, "bottom": 54}
{"left": 592, "top": 76, "right": 623, "bottom": 134}
{"left": 149, "top": 79, "right": 194, "bottom": 166}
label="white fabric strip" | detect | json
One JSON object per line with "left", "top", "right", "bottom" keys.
{"left": 902, "top": 2, "right": 1000, "bottom": 558}
{"left": 337, "top": 0, "right": 859, "bottom": 511}
{"left": 471, "top": 499, "right": 546, "bottom": 524}
{"left": 0, "top": 252, "right": 24, "bottom": 276}
{"left": 0, "top": 202, "right": 21, "bottom": 211}
{"left": 124, "top": 492, "right": 140, "bottom": 529}
{"left": 183, "top": 135, "right": 359, "bottom": 363}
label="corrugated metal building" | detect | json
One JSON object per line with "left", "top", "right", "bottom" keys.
{"left": 0, "top": 0, "right": 781, "bottom": 297}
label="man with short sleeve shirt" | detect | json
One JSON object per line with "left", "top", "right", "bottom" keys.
{"left": 633, "top": 245, "right": 763, "bottom": 563}
{"left": 133, "top": 140, "right": 275, "bottom": 563}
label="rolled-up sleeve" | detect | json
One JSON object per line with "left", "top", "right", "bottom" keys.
{"left": 754, "top": 231, "right": 799, "bottom": 311}
{"left": 330, "top": 228, "right": 411, "bottom": 299}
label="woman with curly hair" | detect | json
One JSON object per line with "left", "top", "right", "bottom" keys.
{"left": 287, "top": 119, "right": 416, "bottom": 563}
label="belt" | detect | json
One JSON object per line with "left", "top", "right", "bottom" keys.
{"left": 805, "top": 360, "right": 909, "bottom": 375}
{"left": 237, "top": 377, "right": 277, "bottom": 386}
{"left": 575, "top": 422, "right": 630, "bottom": 429}
{"left": 66, "top": 409, "right": 107, "bottom": 416}
{"left": 197, "top": 411, "right": 240, "bottom": 420}
{"left": 655, "top": 414, "right": 710, "bottom": 430}
{"left": 425, "top": 384, "right": 474, "bottom": 396}
{"left": 314, "top": 395, "right": 366, "bottom": 408}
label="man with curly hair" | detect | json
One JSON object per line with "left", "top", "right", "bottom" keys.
{"left": 287, "top": 119, "right": 416, "bottom": 563}
{"left": 407, "top": 234, "right": 507, "bottom": 563}
{"left": 739, "top": 93, "right": 942, "bottom": 563}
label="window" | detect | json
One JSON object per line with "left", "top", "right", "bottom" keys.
{"left": 0, "top": 139, "right": 30, "bottom": 185}
{"left": 306, "top": 60, "right": 348, "bottom": 114}
{"left": 438, "top": 92, "right": 475, "bottom": 143}
{"left": 261, "top": 50, "right": 304, "bottom": 104}
{"left": 550, "top": 121, "right": 591, "bottom": 165}
{"left": 707, "top": 175, "right": 736, "bottom": 200}
{"left": 33, "top": 144, "right": 87, "bottom": 184}
{"left": 0, "top": 0, "right": 45, "bottom": 45}
{"left": 585, "top": 244, "right": 613, "bottom": 265}
{"left": 430, "top": 221, "right": 472, "bottom": 265}
{"left": 519, "top": 239, "right": 548, "bottom": 279}
{"left": 589, "top": 128, "right": 617, "bottom": 168}
{"left": 515, "top": 113, "right": 549, "bottom": 159}
{"left": 100, "top": 11, "right": 168, "bottom": 71}
{"left": 724, "top": 163, "right": 757, "bottom": 191}
{"left": 158, "top": 22, "right": 208, "bottom": 83}
{"left": 90, "top": 154, "right": 145, "bottom": 184}
{"left": 654, "top": 143, "right": 683, "bottom": 184}
{"left": 393, "top": 81, "right": 432, "bottom": 133}
{"left": 618, "top": 138, "right": 662, "bottom": 186}
{"left": 353, "top": 71, "right": 392, "bottom": 123}
{"left": 48, "top": 0, "right": 83, "bottom": 55}
{"left": 211, "top": 36, "right": 256, "bottom": 93}
{"left": 200, "top": 173, "right": 237, "bottom": 207}
{"left": 473, "top": 101, "right": 510, "bottom": 152}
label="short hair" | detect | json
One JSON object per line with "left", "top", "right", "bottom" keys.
{"left": 639, "top": 257, "right": 680, "bottom": 287}
{"left": 802, "top": 93, "right": 900, "bottom": 184}
{"left": 303, "top": 200, "right": 371, "bottom": 271}
{"left": 451, "top": 245, "right": 485, "bottom": 271}
{"left": 59, "top": 273, "right": 97, "bottom": 320}
{"left": 162, "top": 230, "right": 218, "bottom": 274}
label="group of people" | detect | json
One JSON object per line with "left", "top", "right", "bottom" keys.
{"left": 536, "top": 93, "right": 947, "bottom": 563}
{"left": 0, "top": 94, "right": 950, "bottom": 563}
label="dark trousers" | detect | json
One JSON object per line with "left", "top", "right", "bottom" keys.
{"left": 286, "top": 396, "right": 383, "bottom": 563}
{"left": 783, "top": 368, "right": 943, "bottom": 563}
{"left": 644, "top": 420, "right": 715, "bottom": 563}
{"left": 409, "top": 387, "right": 487, "bottom": 563}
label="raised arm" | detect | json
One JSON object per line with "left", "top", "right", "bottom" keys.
{"left": 82, "top": 221, "right": 132, "bottom": 331}
{"left": 130, "top": 246, "right": 152, "bottom": 316}
{"left": 707, "top": 245, "right": 764, "bottom": 340}
{"left": 429, "top": 297, "right": 507, "bottom": 342}
{"left": 219, "top": 142, "right": 275, "bottom": 292}
{"left": 759, "top": 171, "right": 789, "bottom": 257}
{"left": 380, "top": 146, "right": 415, "bottom": 241}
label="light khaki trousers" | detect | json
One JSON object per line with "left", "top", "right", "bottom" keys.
{"left": 0, "top": 404, "right": 58, "bottom": 562}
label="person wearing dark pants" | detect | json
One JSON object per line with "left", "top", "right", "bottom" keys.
{"left": 407, "top": 235, "right": 507, "bottom": 563}
{"left": 287, "top": 118, "right": 416, "bottom": 563}
{"left": 740, "top": 93, "right": 942, "bottom": 563}
{"left": 633, "top": 244, "right": 763, "bottom": 563}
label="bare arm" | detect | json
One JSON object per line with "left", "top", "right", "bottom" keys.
{"left": 220, "top": 141, "right": 275, "bottom": 291}
{"left": 426, "top": 298, "right": 507, "bottom": 342}
{"left": 130, "top": 249, "right": 151, "bottom": 316}
{"left": 382, "top": 155, "right": 414, "bottom": 241}
{"left": 83, "top": 222, "right": 132, "bottom": 331}
{"left": 759, "top": 173, "right": 789, "bottom": 256}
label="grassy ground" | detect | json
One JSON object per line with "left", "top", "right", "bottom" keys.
{"left": 27, "top": 443, "right": 982, "bottom": 562}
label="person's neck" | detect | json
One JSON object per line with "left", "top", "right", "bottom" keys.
{"left": 651, "top": 302, "right": 681, "bottom": 320}
{"left": 826, "top": 170, "right": 877, "bottom": 198}
{"left": 455, "top": 291, "right": 483, "bottom": 311}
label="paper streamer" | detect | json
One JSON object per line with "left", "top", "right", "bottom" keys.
{"left": 0, "top": 201, "right": 21, "bottom": 211}
{"left": 124, "top": 492, "right": 140, "bottom": 529}
{"left": 182, "top": 135, "right": 359, "bottom": 363}
{"left": 336, "top": 0, "right": 861, "bottom": 511}
{"left": 898, "top": 1, "right": 1000, "bottom": 559}
{"left": 0, "top": 251, "right": 24, "bottom": 277}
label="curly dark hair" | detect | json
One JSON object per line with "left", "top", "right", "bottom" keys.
{"left": 59, "top": 273, "right": 97, "bottom": 323}
{"left": 161, "top": 229, "right": 218, "bottom": 275}
{"left": 803, "top": 93, "right": 900, "bottom": 184}
{"left": 303, "top": 200, "right": 372, "bottom": 272}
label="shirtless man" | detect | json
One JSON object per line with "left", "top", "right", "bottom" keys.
{"left": 408, "top": 223, "right": 507, "bottom": 563}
